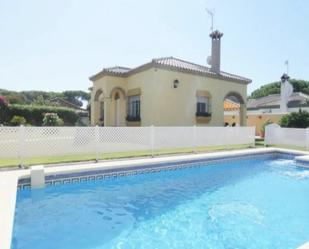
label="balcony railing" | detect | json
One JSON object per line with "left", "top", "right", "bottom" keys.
{"left": 195, "top": 112, "right": 211, "bottom": 117}
{"left": 126, "top": 115, "right": 141, "bottom": 122}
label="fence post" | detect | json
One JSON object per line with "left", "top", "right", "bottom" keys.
{"left": 225, "top": 127, "right": 230, "bottom": 150}
{"left": 306, "top": 128, "right": 309, "bottom": 151}
{"left": 150, "top": 125, "right": 154, "bottom": 157}
{"left": 252, "top": 127, "right": 256, "bottom": 147}
{"left": 193, "top": 125, "right": 197, "bottom": 153}
{"left": 264, "top": 124, "right": 270, "bottom": 147}
{"left": 264, "top": 123, "right": 280, "bottom": 147}
{"left": 95, "top": 125, "right": 99, "bottom": 162}
{"left": 18, "top": 125, "right": 25, "bottom": 168}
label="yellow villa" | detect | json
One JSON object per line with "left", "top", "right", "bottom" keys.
{"left": 90, "top": 30, "right": 251, "bottom": 127}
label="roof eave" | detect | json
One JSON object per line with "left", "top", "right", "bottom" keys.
{"left": 153, "top": 63, "right": 252, "bottom": 85}
{"left": 89, "top": 59, "right": 252, "bottom": 85}
{"left": 89, "top": 71, "right": 127, "bottom": 81}
{"left": 125, "top": 62, "right": 154, "bottom": 76}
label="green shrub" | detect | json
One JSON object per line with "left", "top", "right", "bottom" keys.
{"left": 280, "top": 109, "right": 309, "bottom": 128}
{"left": 10, "top": 115, "right": 26, "bottom": 126}
{"left": 7, "top": 104, "right": 78, "bottom": 126}
{"left": 261, "top": 119, "right": 273, "bottom": 132}
{"left": 42, "top": 113, "right": 64, "bottom": 126}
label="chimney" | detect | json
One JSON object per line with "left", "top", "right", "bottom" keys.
{"left": 209, "top": 30, "right": 223, "bottom": 74}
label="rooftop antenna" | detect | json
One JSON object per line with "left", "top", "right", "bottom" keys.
{"left": 206, "top": 8, "right": 214, "bottom": 32}
{"left": 206, "top": 8, "right": 215, "bottom": 66}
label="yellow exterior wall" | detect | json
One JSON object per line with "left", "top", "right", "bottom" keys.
{"left": 224, "top": 114, "right": 240, "bottom": 126}
{"left": 91, "top": 67, "right": 248, "bottom": 127}
{"left": 224, "top": 113, "right": 283, "bottom": 135}
{"left": 150, "top": 69, "right": 247, "bottom": 126}
{"left": 126, "top": 69, "right": 156, "bottom": 125}
{"left": 247, "top": 114, "right": 282, "bottom": 136}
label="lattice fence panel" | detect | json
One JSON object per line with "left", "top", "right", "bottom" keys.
{"left": 24, "top": 127, "right": 96, "bottom": 157}
{"left": 0, "top": 127, "right": 20, "bottom": 158}
{"left": 97, "top": 127, "right": 151, "bottom": 153}
{"left": 0, "top": 126, "right": 256, "bottom": 163}
{"left": 153, "top": 127, "right": 195, "bottom": 150}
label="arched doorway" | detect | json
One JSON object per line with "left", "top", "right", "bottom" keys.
{"left": 223, "top": 92, "right": 246, "bottom": 126}
{"left": 110, "top": 88, "right": 126, "bottom": 127}
{"left": 93, "top": 89, "right": 104, "bottom": 125}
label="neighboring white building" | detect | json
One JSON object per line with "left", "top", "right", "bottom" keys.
{"left": 247, "top": 92, "right": 309, "bottom": 114}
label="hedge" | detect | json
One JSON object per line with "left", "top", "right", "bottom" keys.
{"left": 7, "top": 104, "right": 78, "bottom": 126}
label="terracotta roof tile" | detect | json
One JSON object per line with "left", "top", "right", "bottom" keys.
{"left": 224, "top": 99, "right": 240, "bottom": 111}
{"left": 90, "top": 57, "right": 251, "bottom": 84}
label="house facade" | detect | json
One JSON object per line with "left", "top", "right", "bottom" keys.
{"left": 90, "top": 31, "right": 251, "bottom": 127}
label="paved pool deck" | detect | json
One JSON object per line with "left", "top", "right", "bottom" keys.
{"left": 1, "top": 147, "right": 308, "bottom": 249}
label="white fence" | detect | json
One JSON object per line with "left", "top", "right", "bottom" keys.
{"left": 265, "top": 124, "right": 308, "bottom": 149}
{"left": 0, "top": 126, "right": 255, "bottom": 165}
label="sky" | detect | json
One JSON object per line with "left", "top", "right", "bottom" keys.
{"left": 0, "top": 0, "right": 308, "bottom": 94}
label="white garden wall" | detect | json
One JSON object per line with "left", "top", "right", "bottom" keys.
{"left": 265, "top": 124, "right": 308, "bottom": 149}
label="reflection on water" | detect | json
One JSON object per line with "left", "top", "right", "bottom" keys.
{"left": 208, "top": 202, "right": 265, "bottom": 225}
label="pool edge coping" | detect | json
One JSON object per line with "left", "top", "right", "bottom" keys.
{"left": 1, "top": 147, "right": 308, "bottom": 249}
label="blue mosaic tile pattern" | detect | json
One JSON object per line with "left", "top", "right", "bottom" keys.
{"left": 17, "top": 151, "right": 307, "bottom": 189}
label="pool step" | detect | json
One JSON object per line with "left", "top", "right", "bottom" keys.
{"left": 30, "top": 165, "right": 45, "bottom": 188}
{"left": 295, "top": 155, "right": 309, "bottom": 167}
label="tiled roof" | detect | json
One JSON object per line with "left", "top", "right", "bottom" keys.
{"left": 152, "top": 57, "right": 209, "bottom": 74}
{"left": 152, "top": 57, "right": 251, "bottom": 83}
{"left": 90, "top": 56, "right": 251, "bottom": 84}
{"left": 247, "top": 92, "right": 309, "bottom": 109}
{"left": 103, "top": 66, "right": 131, "bottom": 75}
{"left": 224, "top": 99, "right": 240, "bottom": 111}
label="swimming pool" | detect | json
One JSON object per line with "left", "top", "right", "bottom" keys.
{"left": 11, "top": 153, "right": 309, "bottom": 249}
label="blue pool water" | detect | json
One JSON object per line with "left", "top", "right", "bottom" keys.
{"left": 12, "top": 155, "right": 309, "bottom": 249}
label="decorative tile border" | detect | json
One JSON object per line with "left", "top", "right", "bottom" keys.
{"left": 17, "top": 151, "right": 305, "bottom": 189}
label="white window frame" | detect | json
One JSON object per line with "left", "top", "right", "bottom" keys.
{"left": 196, "top": 96, "right": 210, "bottom": 114}
{"left": 127, "top": 95, "right": 140, "bottom": 118}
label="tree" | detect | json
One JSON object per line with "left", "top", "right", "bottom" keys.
{"left": 280, "top": 109, "right": 309, "bottom": 128}
{"left": 8, "top": 104, "right": 78, "bottom": 126}
{"left": 6, "top": 94, "right": 25, "bottom": 104}
{"left": 0, "top": 89, "right": 90, "bottom": 126}
{"left": 63, "top": 91, "right": 90, "bottom": 107}
{"left": 34, "top": 95, "right": 45, "bottom": 105}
